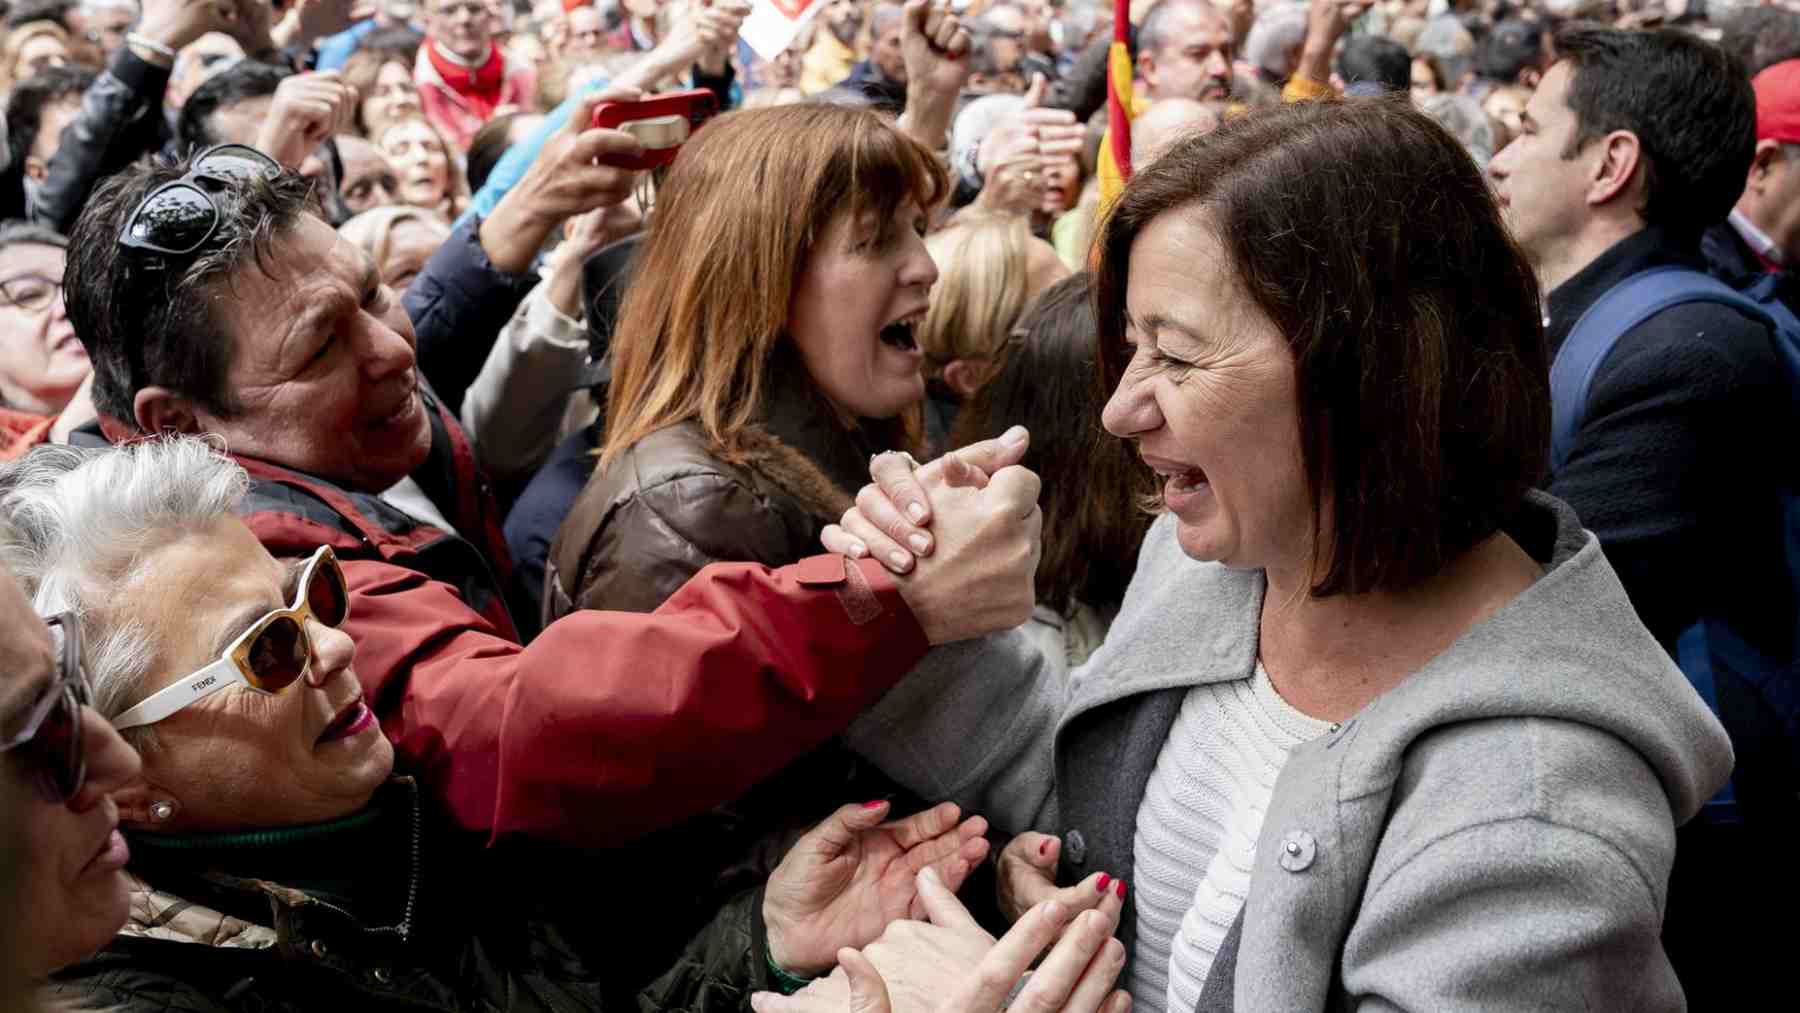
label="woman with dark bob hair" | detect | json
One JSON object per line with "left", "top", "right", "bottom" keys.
{"left": 815, "top": 98, "right": 1734, "bottom": 1011}
{"left": 948, "top": 272, "right": 1151, "bottom": 670}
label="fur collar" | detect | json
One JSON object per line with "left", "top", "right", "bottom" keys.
{"left": 727, "top": 424, "right": 855, "bottom": 526}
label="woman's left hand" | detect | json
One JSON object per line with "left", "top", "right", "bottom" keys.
{"left": 764, "top": 800, "right": 991, "bottom": 977}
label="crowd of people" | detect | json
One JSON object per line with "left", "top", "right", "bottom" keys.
{"left": 0, "top": 0, "right": 1795, "bottom": 1009}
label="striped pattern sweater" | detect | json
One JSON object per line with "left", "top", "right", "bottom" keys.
{"left": 1128, "top": 662, "right": 1333, "bottom": 1012}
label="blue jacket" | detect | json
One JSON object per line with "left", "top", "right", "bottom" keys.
{"left": 315, "top": 19, "right": 378, "bottom": 71}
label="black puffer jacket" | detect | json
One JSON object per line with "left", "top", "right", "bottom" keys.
{"left": 51, "top": 779, "right": 777, "bottom": 1013}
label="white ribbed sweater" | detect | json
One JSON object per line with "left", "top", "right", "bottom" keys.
{"left": 1127, "top": 662, "right": 1333, "bottom": 1013}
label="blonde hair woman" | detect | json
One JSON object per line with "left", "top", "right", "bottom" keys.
{"left": 0, "top": 21, "right": 70, "bottom": 91}
{"left": 917, "top": 211, "right": 1067, "bottom": 448}
{"left": 337, "top": 205, "right": 452, "bottom": 292}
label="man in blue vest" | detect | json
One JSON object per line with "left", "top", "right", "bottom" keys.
{"left": 1487, "top": 25, "right": 1791, "bottom": 1004}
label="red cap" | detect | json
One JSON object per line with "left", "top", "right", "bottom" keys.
{"left": 1754, "top": 59, "right": 1800, "bottom": 144}
{"left": 562, "top": 0, "right": 591, "bottom": 10}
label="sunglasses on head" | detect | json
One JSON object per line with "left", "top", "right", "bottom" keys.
{"left": 1, "top": 614, "right": 93, "bottom": 803}
{"left": 117, "top": 144, "right": 283, "bottom": 257}
{"left": 111, "top": 547, "right": 350, "bottom": 731}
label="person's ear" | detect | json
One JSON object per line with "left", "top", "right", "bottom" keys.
{"left": 941, "top": 358, "right": 997, "bottom": 400}
{"left": 1749, "top": 138, "right": 1785, "bottom": 192}
{"left": 1136, "top": 49, "right": 1156, "bottom": 87}
{"left": 132, "top": 386, "right": 203, "bottom": 437}
{"left": 1518, "top": 67, "right": 1542, "bottom": 90}
{"left": 22, "top": 155, "right": 48, "bottom": 182}
{"left": 1588, "top": 129, "right": 1642, "bottom": 209}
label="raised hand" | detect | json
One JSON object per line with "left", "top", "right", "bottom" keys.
{"left": 134, "top": 0, "right": 248, "bottom": 55}
{"left": 478, "top": 87, "right": 646, "bottom": 274}
{"left": 764, "top": 801, "right": 991, "bottom": 976}
{"left": 902, "top": 0, "right": 970, "bottom": 102}
{"left": 976, "top": 75, "right": 1085, "bottom": 184}
{"left": 280, "top": 0, "right": 360, "bottom": 48}
{"left": 255, "top": 71, "right": 358, "bottom": 170}
{"left": 1296, "top": 0, "right": 1371, "bottom": 85}
{"left": 896, "top": 0, "right": 971, "bottom": 150}
{"left": 543, "top": 202, "right": 642, "bottom": 318}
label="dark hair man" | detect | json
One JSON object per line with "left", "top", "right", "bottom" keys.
{"left": 1486, "top": 27, "right": 1792, "bottom": 1003}
{"left": 1472, "top": 17, "right": 1550, "bottom": 92}
{"left": 62, "top": 97, "right": 1044, "bottom": 866}
{"left": 1137, "top": 0, "right": 1234, "bottom": 102}
{"left": 4, "top": 63, "right": 92, "bottom": 216}
{"left": 1334, "top": 34, "right": 1409, "bottom": 94}
{"left": 836, "top": 1, "right": 909, "bottom": 112}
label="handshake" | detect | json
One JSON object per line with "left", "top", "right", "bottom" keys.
{"left": 826, "top": 427, "right": 1043, "bottom": 647}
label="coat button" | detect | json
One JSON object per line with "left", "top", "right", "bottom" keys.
{"left": 372, "top": 967, "right": 393, "bottom": 985}
{"left": 310, "top": 940, "right": 330, "bottom": 960}
{"left": 1064, "top": 829, "right": 1087, "bottom": 866}
{"left": 1278, "top": 830, "right": 1317, "bottom": 872}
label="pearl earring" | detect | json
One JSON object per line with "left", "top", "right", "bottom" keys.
{"left": 149, "top": 801, "right": 173, "bottom": 822}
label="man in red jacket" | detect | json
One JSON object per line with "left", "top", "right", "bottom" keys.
{"left": 416, "top": 0, "right": 535, "bottom": 148}
{"left": 64, "top": 124, "right": 1044, "bottom": 851}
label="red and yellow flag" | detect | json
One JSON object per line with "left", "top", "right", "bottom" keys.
{"left": 1097, "top": 0, "right": 1135, "bottom": 207}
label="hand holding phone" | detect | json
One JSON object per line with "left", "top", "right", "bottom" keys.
{"left": 589, "top": 89, "right": 722, "bottom": 171}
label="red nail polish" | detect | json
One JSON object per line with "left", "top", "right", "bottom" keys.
{"left": 1115, "top": 879, "right": 1127, "bottom": 899}
{"left": 862, "top": 800, "right": 885, "bottom": 809}
{"left": 1097, "top": 874, "right": 1111, "bottom": 893}
{"left": 1038, "top": 839, "right": 1050, "bottom": 857}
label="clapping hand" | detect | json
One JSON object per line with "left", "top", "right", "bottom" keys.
{"left": 764, "top": 800, "right": 991, "bottom": 976}
{"left": 754, "top": 866, "right": 1132, "bottom": 1013}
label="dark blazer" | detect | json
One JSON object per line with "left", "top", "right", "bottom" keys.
{"left": 1545, "top": 225, "right": 1791, "bottom": 654}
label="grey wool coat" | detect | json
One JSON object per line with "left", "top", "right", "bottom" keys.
{"left": 848, "top": 492, "right": 1734, "bottom": 1011}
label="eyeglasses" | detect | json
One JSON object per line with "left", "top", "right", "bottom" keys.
{"left": 0, "top": 273, "right": 63, "bottom": 313}
{"left": 117, "top": 144, "right": 282, "bottom": 257}
{"left": 112, "top": 547, "right": 350, "bottom": 731}
{"left": 0, "top": 614, "right": 93, "bottom": 803}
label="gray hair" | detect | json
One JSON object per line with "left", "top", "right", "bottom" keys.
{"left": 0, "top": 437, "right": 249, "bottom": 749}
{"left": 1243, "top": 4, "right": 1311, "bottom": 80}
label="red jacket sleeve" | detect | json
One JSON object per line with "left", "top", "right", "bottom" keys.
{"left": 341, "top": 552, "right": 928, "bottom": 848}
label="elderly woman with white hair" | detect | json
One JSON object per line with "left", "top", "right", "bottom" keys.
{"left": 0, "top": 438, "right": 1129, "bottom": 1013}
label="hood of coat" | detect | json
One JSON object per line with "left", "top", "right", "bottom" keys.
{"left": 1066, "top": 490, "right": 1734, "bottom": 825}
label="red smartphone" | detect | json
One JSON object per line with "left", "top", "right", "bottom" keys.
{"left": 590, "top": 89, "right": 722, "bottom": 170}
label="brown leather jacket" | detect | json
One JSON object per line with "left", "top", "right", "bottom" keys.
{"left": 545, "top": 376, "right": 890, "bottom": 621}
{"left": 539, "top": 377, "right": 916, "bottom": 992}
